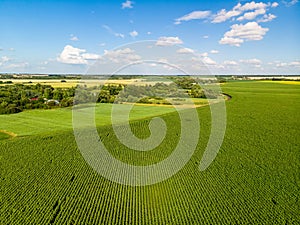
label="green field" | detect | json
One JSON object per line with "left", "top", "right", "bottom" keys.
{"left": 0, "top": 103, "right": 176, "bottom": 137}
{"left": 0, "top": 81, "right": 299, "bottom": 224}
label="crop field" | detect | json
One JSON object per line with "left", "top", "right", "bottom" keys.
{"left": 0, "top": 78, "right": 172, "bottom": 88}
{"left": 0, "top": 81, "right": 299, "bottom": 224}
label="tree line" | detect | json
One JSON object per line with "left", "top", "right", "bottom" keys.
{"left": 0, "top": 78, "right": 219, "bottom": 114}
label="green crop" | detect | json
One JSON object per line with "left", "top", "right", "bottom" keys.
{"left": 0, "top": 81, "right": 299, "bottom": 224}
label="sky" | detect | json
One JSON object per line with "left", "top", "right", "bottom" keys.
{"left": 0, "top": 0, "right": 299, "bottom": 75}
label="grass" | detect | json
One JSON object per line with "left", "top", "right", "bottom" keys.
{"left": 0, "top": 81, "right": 299, "bottom": 224}
{"left": 0, "top": 131, "right": 11, "bottom": 140}
{"left": 0, "top": 103, "right": 176, "bottom": 136}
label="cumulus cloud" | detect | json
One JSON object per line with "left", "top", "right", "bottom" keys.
{"left": 57, "top": 45, "right": 100, "bottom": 64}
{"left": 212, "top": 4, "right": 242, "bottom": 23}
{"left": 177, "top": 48, "right": 195, "bottom": 53}
{"left": 240, "top": 58, "right": 262, "bottom": 67}
{"left": 192, "top": 54, "right": 217, "bottom": 65}
{"left": 257, "top": 13, "right": 276, "bottom": 22}
{"left": 103, "top": 48, "right": 141, "bottom": 63}
{"left": 223, "top": 60, "right": 238, "bottom": 65}
{"left": 219, "top": 37, "right": 244, "bottom": 47}
{"left": 219, "top": 22, "right": 269, "bottom": 46}
{"left": 202, "top": 56, "right": 217, "bottom": 65}
{"left": 212, "top": 1, "right": 277, "bottom": 23}
{"left": 237, "top": 8, "right": 266, "bottom": 21}
{"left": 129, "top": 30, "right": 138, "bottom": 38}
{"left": 122, "top": 0, "right": 134, "bottom": 9}
{"left": 156, "top": 36, "right": 183, "bottom": 46}
{"left": 238, "top": 1, "right": 268, "bottom": 11}
{"left": 174, "top": 10, "right": 211, "bottom": 24}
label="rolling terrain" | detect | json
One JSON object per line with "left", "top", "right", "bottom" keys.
{"left": 0, "top": 81, "right": 299, "bottom": 224}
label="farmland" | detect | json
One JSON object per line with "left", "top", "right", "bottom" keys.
{"left": 0, "top": 81, "right": 299, "bottom": 224}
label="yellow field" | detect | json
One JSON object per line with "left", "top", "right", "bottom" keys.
{"left": 0, "top": 78, "right": 169, "bottom": 88}
{"left": 260, "top": 80, "right": 300, "bottom": 85}
{"left": 0, "top": 79, "right": 80, "bottom": 88}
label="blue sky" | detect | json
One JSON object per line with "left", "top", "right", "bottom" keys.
{"left": 0, "top": 0, "right": 299, "bottom": 75}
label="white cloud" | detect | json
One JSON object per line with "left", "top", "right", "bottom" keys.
{"left": 289, "top": 61, "right": 300, "bottom": 67}
{"left": 226, "top": 22, "right": 269, "bottom": 40}
{"left": 156, "top": 36, "right": 183, "bottom": 46}
{"left": 210, "top": 50, "right": 219, "bottom": 54}
{"left": 212, "top": 1, "right": 276, "bottom": 23}
{"left": 129, "top": 30, "right": 138, "bottom": 38}
{"left": 1, "top": 56, "right": 10, "bottom": 63}
{"left": 70, "top": 34, "right": 79, "bottom": 41}
{"left": 199, "top": 52, "right": 208, "bottom": 57}
{"left": 240, "top": 58, "right": 262, "bottom": 65}
{"left": 276, "top": 60, "right": 300, "bottom": 67}
{"left": 57, "top": 45, "right": 86, "bottom": 64}
{"left": 82, "top": 53, "right": 101, "bottom": 60}
{"left": 147, "top": 31, "right": 152, "bottom": 35}
{"left": 102, "top": 25, "right": 125, "bottom": 38}
{"left": 257, "top": 13, "right": 276, "bottom": 22}
{"left": 219, "top": 37, "right": 244, "bottom": 47}
{"left": 203, "top": 35, "right": 209, "bottom": 39}
{"left": 122, "top": 0, "right": 134, "bottom": 9}
{"left": 238, "top": 1, "right": 268, "bottom": 11}
{"left": 115, "top": 33, "right": 125, "bottom": 38}
{"left": 212, "top": 6, "right": 242, "bottom": 23}
{"left": 240, "top": 58, "right": 261, "bottom": 64}
{"left": 237, "top": 8, "right": 266, "bottom": 21}
{"left": 0, "top": 56, "right": 11, "bottom": 66}
{"left": 5, "top": 62, "right": 29, "bottom": 69}
{"left": 276, "top": 62, "right": 287, "bottom": 67}
{"left": 174, "top": 11, "right": 211, "bottom": 24}
{"left": 177, "top": 48, "right": 195, "bottom": 53}
{"left": 223, "top": 60, "right": 238, "bottom": 65}
{"left": 219, "top": 22, "right": 269, "bottom": 46}
{"left": 192, "top": 55, "right": 216, "bottom": 65}
{"left": 283, "top": 0, "right": 298, "bottom": 7}
{"left": 103, "top": 48, "right": 141, "bottom": 63}
{"left": 57, "top": 45, "right": 100, "bottom": 64}
{"left": 202, "top": 56, "right": 217, "bottom": 65}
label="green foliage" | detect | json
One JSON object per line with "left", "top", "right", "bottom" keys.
{"left": 0, "top": 84, "right": 76, "bottom": 114}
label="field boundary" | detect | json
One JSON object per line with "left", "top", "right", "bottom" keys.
{"left": 0, "top": 130, "right": 17, "bottom": 138}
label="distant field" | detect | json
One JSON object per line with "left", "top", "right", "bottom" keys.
{"left": 259, "top": 80, "right": 300, "bottom": 85}
{"left": 0, "top": 78, "right": 173, "bottom": 88}
{"left": 0, "top": 81, "right": 299, "bottom": 224}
